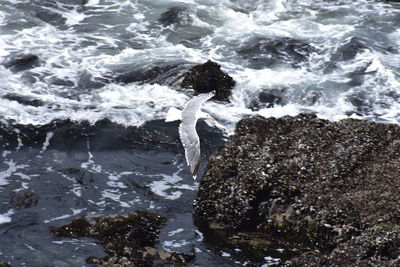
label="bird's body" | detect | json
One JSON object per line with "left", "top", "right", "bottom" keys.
{"left": 178, "top": 91, "right": 215, "bottom": 179}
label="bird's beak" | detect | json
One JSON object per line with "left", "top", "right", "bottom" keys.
{"left": 209, "top": 116, "right": 216, "bottom": 121}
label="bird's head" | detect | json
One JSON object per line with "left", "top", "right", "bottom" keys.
{"left": 199, "top": 111, "right": 215, "bottom": 121}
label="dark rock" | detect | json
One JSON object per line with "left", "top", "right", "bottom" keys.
{"left": 35, "top": 10, "right": 66, "bottom": 26}
{"left": 52, "top": 218, "right": 92, "bottom": 238}
{"left": 10, "top": 191, "right": 39, "bottom": 209}
{"left": 3, "top": 54, "right": 39, "bottom": 72}
{"left": 332, "top": 37, "right": 368, "bottom": 62}
{"left": 32, "top": 0, "right": 88, "bottom": 6}
{"left": 287, "top": 224, "right": 400, "bottom": 266}
{"left": 49, "top": 77, "right": 75, "bottom": 87}
{"left": 180, "top": 60, "right": 235, "bottom": 101}
{"left": 158, "top": 6, "right": 192, "bottom": 27}
{"left": 237, "top": 37, "right": 317, "bottom": 69}
{"left": 249, "top": 89, "right": 283, "bottom": 111}
{"left": 0, "top": 262, "right": 11, "bottom": 267}
{"left": 114, "top": 63, "right": 185, "bottom": 86}
{"left": 3, "top": 94, "right": 44, "bottom": 107}
{"left": 78, "top": 70, "right": 109, "bottom": 89}
{"left": 16, "top": 0, "right": 87, "bottom": 28}
{"left": 194, "top": 114, "right": 400, "bottom": 265}
{"left": 52, "top": 211, "right": 195, "bottom": 266}
{"left": 346, "top": 61, "right": 376, "bottom": 87}
{"left": 324, "top": 37, "right": 369, "bottom": 73}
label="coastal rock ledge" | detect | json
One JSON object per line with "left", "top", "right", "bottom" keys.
{"left": 194, "top": 114, "right": 400, "bottom": 266}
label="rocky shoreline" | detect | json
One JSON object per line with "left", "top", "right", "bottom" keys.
{"left": 30, "top": 114, "right": 400, "bottom": 267}
{"left": 51, "top": 211, "right": 194, "bottom": 266}
{"left": 194, "top": 113, "right": 400, "bottom": 266}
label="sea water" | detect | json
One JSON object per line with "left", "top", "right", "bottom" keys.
{"left": 0, "top": 0, "right": 399, "bottom": 266}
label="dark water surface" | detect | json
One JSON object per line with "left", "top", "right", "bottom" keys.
{"left": 1, "top": 0, "right": 400, "bottom": 266}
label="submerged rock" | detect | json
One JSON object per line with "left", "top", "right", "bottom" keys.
{"left": 3, "top": 54, "right": 39, "bottom": 72}
{"left": 194, "top": 114, "right": 400, "bottom": 265}
{"left": 180, "top": 60, "right": 235, "bottom": 101}
{"left": 248, "top": 89, "right": 284, "bottom": 111}
{"left": 237, "top": 37, "right": 316, "bottom": 69}
{"left": 52, "top": 211, "right": 194, "bottom": 266}
{"left": 10, "top": 191, "right": 39, "bottom": 209}
{"left": 323, "top": 37, "right": 370, "bottom": 74}
{"left": 113, "top": 62, "right": 186, "bottom": 86}
{"left": 158, "top": 6, "right": 192, "bottom": 27}
{"left": 3, "top": 94, "right": 44, "bottom": 107}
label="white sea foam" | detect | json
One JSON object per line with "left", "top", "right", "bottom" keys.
{"left": 147, "top": 169, "right": 196, "bottom": 200}
{"left": 0, "top": 0, "right": 398, "bottom": 132}
{"left": 168, "top": 228, "right": 184, "bottom": 237}
{"left": 40, "top": 132, "right": 54, "bottom": 153}
{"left": 43, "top": 208, "right": 85, "bottom": 224}
{"left": 0, "top": 213, "right": 12, "bottom": 224}
{"left": 2, "top": 150, "right": 11, "bottom": 157}
{"left": 221, "top": 251, "right": 231, "bottom": 257}
{"left": 163, "top": 240, "right": 191, "bottom": 249}
{"left": 101, "top": 188, "right": 131, "bottom": 208}
{"left": 64, "top": 8, "right": 86, "bottom": 26}
{"left": 0, "top": 160, "right": 28, "bottom": 186}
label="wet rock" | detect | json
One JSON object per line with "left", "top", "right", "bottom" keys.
{"left": 248, "top": 89, "right": 283, "bottom": 111}
{"left": 158, "top": 6, "right": 192, "bottom": 27}
{"left": 180, "top": 60, "right": 235, "bottom": 101}
{"left": 52, "top": 211, "right": 194, "bottom": 266}
{"left": 52, "top": 217, "right": 92, "bottom": 238}
{"left": 324, "top": 37, "right": 369, "bottom": 73}
{"left": 10, "top": 191, "right": 39, "bottom": 209}
{"left": 346, "top": 61, "right": 376, "bottom": 86}
{"left": 35, "top": 10, "right": 66, "bottom": 26}
{"left": 78, "top": 70, "right": 109, "bottom": 89}
{"left": 114, "top": 63, "right": 185, "bottom": 86}
{"left": 332, "top": 37, "right": 369, "bottom": 62}
{"left": 287, "top": 224, "right": 400, "bottom": 266}
{"left": 32, "top": 0, "right": 88, "bottom": 5}
{"left": 3, "top": 54, "right": 39, "bottom": 72}
{"left": 16, "top": 0, "right": 87, "bottom": 28}
{"left": 0, "top": 261, "right": 11, "bottom": 267}
{"left": 3, "top": 94, "right": 44, "bottom": 107}
{"left": 194, "top": 114, "right": 400, "bottom": 265}
{"left": 237, "top": 37, "right": 317, "bottom": 69}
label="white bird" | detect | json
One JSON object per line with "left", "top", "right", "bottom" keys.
{"left": 178, "top": 91, "right": 215, "bottom": 179}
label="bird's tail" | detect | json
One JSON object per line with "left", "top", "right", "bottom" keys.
{"left": 191, "top": 161, "right": 200, "bottom": 180}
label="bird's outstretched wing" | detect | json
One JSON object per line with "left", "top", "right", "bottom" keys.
{"left": 179, "top": 91, "right": 215, "bottom": 179}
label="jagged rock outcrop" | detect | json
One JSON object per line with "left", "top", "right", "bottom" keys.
{"left": 52, "top": 211, "right": 194, "bottom": 266}
{"left": 180, "top": 60, "right": 235, "bottom": 102}
{"left": 194, "top": 114, "right": 400, "bottom": 266}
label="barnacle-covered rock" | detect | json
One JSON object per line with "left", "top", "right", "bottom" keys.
{"left": 194, "top": 114, "right": 400, "bottom": 265}
{"left": 52, "top": 211, "right": 194, "bottom": 266}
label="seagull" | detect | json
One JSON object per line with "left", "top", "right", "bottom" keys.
{"left": 178, "top": 91, "right": 215, "bottom": 179}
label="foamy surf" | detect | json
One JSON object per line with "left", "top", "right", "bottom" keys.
{"left": 0, "top": 1, "right": 400, "bottom": 265}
